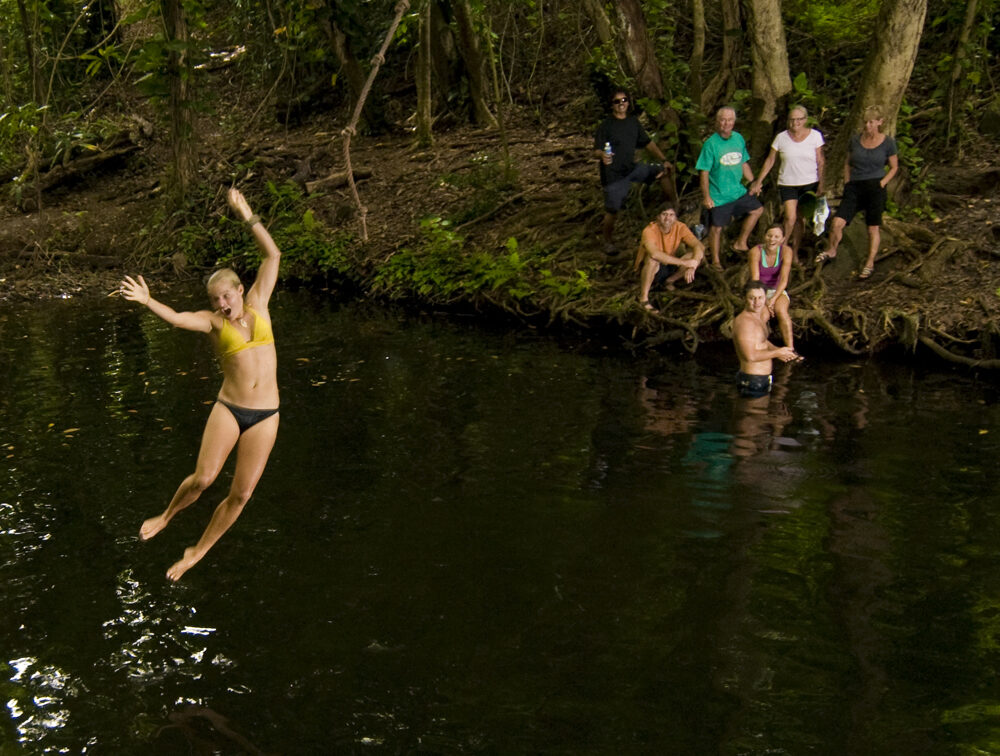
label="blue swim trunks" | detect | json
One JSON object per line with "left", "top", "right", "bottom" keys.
{"left": 735, "top": 371, "right": 772, "bottom": 398}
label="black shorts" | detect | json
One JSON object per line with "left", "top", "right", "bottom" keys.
{"left": 736, "top": 371, "right": 772, "bottom": 398}
{"left": 603, "top": 163, "right": 664, "bottom": 213}
{"left": 835, "top": 178, "right": 886, "bottom": 227}
{"left": 778, "top": 182, "right": 819, "bottom": 204}
{"left": 708, "top": 193, "right": 762, "bottom": 228}
{"left": 652, "top": 263, "right": 678, "bottom": 286}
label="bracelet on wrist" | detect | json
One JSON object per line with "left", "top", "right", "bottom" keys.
{"left": 246, "top": 214, "right": 261, "bottom": 226}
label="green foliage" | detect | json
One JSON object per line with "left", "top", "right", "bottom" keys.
{"left": 782, "top": 0, "right": 879, "bottom": 45}
{"left": 893, "top": 102, "right": 935, "bottom": 220}
{"left": 215, "top": 181, "right": 357, "bottom": 280}
{"left": 438, "top": 152, "right": 519, "bottom": 224}
{"left": 789, "top": 73, "right": 832, "bottom": 123}
{"left": 371, "top": 218, "right": 592, "bottom": 307}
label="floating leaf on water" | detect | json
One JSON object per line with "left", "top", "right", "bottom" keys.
{"left": 296, "top": 357, "right": 310, "bottom": 362}
{"left": 980, "top": 430, "right": 989, "bottom": 435}
{"left": 63, "top": 428, "right": 80, "bottom": 434}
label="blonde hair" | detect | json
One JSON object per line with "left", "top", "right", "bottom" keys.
{"left": 206, "top": 268, "right": 242, "bottom": 292}
{"left": 862, "top": 105, "right": 884, "bottom": 122}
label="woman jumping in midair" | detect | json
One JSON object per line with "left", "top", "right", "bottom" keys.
{"left": 121, "top": 188, "right": 280, "bottom": 581}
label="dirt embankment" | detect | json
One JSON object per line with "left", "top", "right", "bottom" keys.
{"left": 1, "top": 111, "right": 999, "bottom": 367}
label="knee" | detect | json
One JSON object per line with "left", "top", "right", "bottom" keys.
{"left": 226, "top": 485, "right": 254, "bottom": 508}
{"left": 190, "top": 470, "right": 218, "bottom": 493}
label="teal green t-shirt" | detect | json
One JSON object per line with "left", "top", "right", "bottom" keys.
{"left": 695, "top": 132, "right": 750, "bottom": 205}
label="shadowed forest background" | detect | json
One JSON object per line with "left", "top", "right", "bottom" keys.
{"left": 0, "top": 0, "right": 999, "bottom": 363}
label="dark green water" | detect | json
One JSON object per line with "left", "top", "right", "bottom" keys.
{"left": 2, "top": 290, "right": 1000, "bottom": 754}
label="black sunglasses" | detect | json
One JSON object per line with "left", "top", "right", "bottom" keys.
{"left": 612, "top": 97, "right": 629, "bottom": 104}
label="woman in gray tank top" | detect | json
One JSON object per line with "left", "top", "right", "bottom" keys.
{"left": 815, "top": 105, "right": 899, "bottom": 280}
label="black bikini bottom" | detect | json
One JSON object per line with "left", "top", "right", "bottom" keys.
{"left": 217, "top": 399, "right": 279, "bottom": 434}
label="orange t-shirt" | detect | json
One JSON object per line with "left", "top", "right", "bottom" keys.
{"left": 640, "top": 221, "right": 698, "bottom": 258}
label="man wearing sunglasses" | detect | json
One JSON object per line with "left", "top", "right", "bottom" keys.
{"left": 594, "top": 89, "right": 677, "bottom": 256}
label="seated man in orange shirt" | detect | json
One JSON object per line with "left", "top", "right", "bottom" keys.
{"left": 634, "top": 205, "right": 705, "bottom": 311}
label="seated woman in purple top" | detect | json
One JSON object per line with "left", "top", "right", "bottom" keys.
{"left": 816, "top": 104, "right": 899, "bottom": 280}
{"left": 748, "top": 223, "right": 795, "bottom": 353}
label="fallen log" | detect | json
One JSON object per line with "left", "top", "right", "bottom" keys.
{"left": 22, "top": 131, "right": 140, "bottom": 195}
{"left": 305, "top": 168, "right": 372, "bottom": 194}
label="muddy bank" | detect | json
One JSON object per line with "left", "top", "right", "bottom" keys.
{"left": 1, "top": 117, "right": 998, "bottom": 367}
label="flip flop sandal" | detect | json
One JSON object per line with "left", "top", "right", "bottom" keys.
{"left": 859, "top": 266, "right": 874, "bottom": 280}
{"left": 814, "top": 251, "right": 835, "bottom": 264}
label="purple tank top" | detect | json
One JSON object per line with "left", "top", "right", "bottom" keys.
{"left": 758, "top": 245, "right": 782, "bottom": 289}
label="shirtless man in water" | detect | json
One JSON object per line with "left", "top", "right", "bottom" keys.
{"left": 732, "top": 280, "right": 800, "bottom": 398}
{"left": 121, "top": 188, "right": 280, "bottom": 581}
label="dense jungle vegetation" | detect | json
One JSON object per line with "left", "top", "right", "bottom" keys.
{"left": 1, "top": 0, "right": 999, "bottom": 363}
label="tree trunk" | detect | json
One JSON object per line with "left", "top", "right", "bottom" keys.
{"left": 612, "top": 0, "right": 664, "bottom": 100}
{"left": 700, "top": 0, "right": 741, "bottom": 113}
{"left": 0, "top": 29, "right": 13, "bottom": 105}
{"left": 451, "top": 0, "right": 498, "bottom": 128}
{"left": 581, "top": 0, "right": 615, "bottom": 45}
{"left": 161, "top": 0, "right": 194, "bottom": 205}
{"left": 945, "top": 0, "right": 980, "bottom": 152}
{"left": 16, "top": 0, "right": 42, "bottom": 102}
{"left": 828, "top": 0, "right": 928, "bottom": 194}
{"left": 688, "top": 0, "right": 706, "bottom": 106}
{"left": 415, "top": 0, "right": 434, "bottom": 146}
{"left": 744, "top": 0, "right": 792, "bottom": 156}
{"left": 322, "top": 18, "right": 384, "bottom": 132}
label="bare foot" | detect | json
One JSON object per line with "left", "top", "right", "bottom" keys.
{"left": 166, "top": 547, "right": 202, "bottom": 582}
{"left": 139, "top": 514, "right": 169, "bottom": 541}
{"left": 732, "top": 241, "right": 750, "bottom": 252}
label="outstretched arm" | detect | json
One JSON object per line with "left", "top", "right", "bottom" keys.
{"left": 228, "top": 188, "right": 281, "bottom": 309}
{"left": 120, "top": 275, "right": 212, "bottom": 332}
{"left": 645, "top": 140, "right": 673, "bottom": 170}
{"left": 750, "top": 148, "right": 778, "bottom": 195}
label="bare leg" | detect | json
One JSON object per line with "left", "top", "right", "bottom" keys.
{"left": 732, "top": 207, "right": 764, "bottom": 251}
{"left": 824, "top": 217, "right": 846, "bottom": 259}
{"left": 773, "top": 295, "right": 794, "bottom": 350}
{"left": 167, "top": 413, "right": 279, "bottom": 581}
{"left": 782, "top": 200, "right": 801, "bottom": 261}
{"left": 781, "top": 200, "right": 798, "bottom": 245}
{"left": 708, "top": 226, "right": 723, "bottom": 268}
{"left": 863, "top": 225, "right": 880, "bottom": 270}
{"left": 640, "top": 258, "right": 660, "bottom": 304}
{"left": 140, "top": 403, "right": 240, "bottom": 540}
{"left": 602, "top": 212, "right": 616, "bottom": 246}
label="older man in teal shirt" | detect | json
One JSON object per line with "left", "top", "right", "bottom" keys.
{"left": 696, "top": 107, "right": 763, "bottom": 269}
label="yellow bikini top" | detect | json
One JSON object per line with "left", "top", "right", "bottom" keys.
{"left": 215, "top": 306, "right": 274, "bottom": 361}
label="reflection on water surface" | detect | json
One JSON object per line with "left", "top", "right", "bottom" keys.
{"left": 1, "top": 292, "right": 1000, "bottom": 753}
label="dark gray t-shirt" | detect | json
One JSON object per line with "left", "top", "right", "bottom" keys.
{"left": 848, "top": 134, "right": 897, "bottom": 182}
